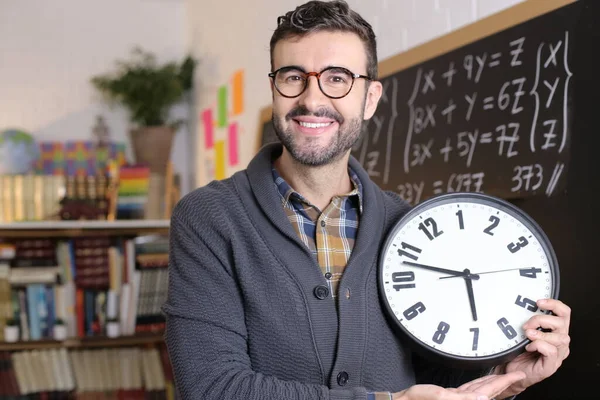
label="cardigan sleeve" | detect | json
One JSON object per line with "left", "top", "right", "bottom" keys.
{"left": 161, "top": 207, "right": 370, "bottom": 400}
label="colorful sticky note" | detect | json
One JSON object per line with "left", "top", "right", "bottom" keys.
{"left": 202, "top": 109, "right": 214, "bottom": 149}
{"left": 214, "top": 140, "right": 226, "bottom": 180}
{"left": 228, "top": 122, "right": 239, "bottom": 166}
{"left": 232, "top": 70, "right": 244, "bottom": 116}
{"left": 217, "top": 86, "right": 228, "bottom": 127}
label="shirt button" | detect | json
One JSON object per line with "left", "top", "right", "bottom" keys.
{"left": 337, "top": 371, "right": 349, "bottom": 386}
{"left": 320, "top": 220, "right": 326, "bottom": 227}
{"left": 324, "top": 272, "right": 332, "bottom": 280}
{"left": 313, "top": 285, "right": 329, "bottom": 300}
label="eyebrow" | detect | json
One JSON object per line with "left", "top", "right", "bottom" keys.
{"left": 278, "top": 65, "right": 307, "bottom": 72}
{"left": 278, "top": 65, "right": 353, "bottom": 73}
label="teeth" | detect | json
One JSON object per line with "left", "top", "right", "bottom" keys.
{"left": 299, "top": 121, "right": 331, "bottom": 128}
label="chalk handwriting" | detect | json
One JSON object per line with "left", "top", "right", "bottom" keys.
{"left": 443, "top": 62, "right": 457, "bottom": 86}
{"left": 397, "top": 182, "right": 425, "bottom": 205}
{"left": 423, "top": 70, "right": 436, "bottom": 93}
{"left": 410, "top": 139, "right": 434, "bottom": 167}
{"left": 442, "top": 99, "right": 456, "bottom": 124}
{"left": 545, "top": 162, "right": 565, "bottom": 196}
{"left": 496, "top": 123, "right": 520, "bottom": 158}
{"left": 509, "top": 37, "right": 525, "bottom": 66}
{"left": 366, "top": 151, "right": 381, "bottom": 177}
{"left": 541, "top": 119, "right": 558, "bottom": 150}
{"left": 383, "top": 78, "right": 399, "bottom": 184}
{"left": 511, "top": 164, "right": 543, "bottom": 192}
{"left": 440, "top": 138, "right": 452, "bottom": 163}
{"left": 399, "top": 172, "right": 485, "bottom": 205}
{"left": 447, "top": 172, "right": 485, "bottom": 193}
{"left": 363, "top": 29, "right": 572, "bottom": 203}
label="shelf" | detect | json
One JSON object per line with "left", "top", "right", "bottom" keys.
{"left": 0, "top": 219, "right": 170, "bottom": 238}
{"left": 0, "top": 332, "right": 164, "bottom": 351}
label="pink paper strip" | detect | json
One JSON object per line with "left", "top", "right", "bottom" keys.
{"left": 228, "top": 122, "right": 239, "bottom": 166}
{"left": 202, "top": 109, "right": 214, "bottom": 149}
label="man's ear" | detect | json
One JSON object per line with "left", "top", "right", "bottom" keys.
{"left": 363, "top": 80, "right": 383, "bottom": 120}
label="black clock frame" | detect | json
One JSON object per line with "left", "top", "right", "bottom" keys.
{"left": 378, "top": 192, "right": 561, "bottom": 369}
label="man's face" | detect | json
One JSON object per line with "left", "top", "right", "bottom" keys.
{"left": 271, "top": 31, "right": 382, "bottom": 166}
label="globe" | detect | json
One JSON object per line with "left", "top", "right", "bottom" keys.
{"left": 0, "top": 129, "right": 40, "bottom": 174}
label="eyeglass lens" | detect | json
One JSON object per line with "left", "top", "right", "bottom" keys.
{"left": 274, "top": 67, "right": 354, "bottom": 98}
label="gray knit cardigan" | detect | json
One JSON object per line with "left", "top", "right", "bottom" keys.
{"left": 162, "top": 143, "right": 479, "bottom": 399}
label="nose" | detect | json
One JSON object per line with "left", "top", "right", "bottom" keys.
{"left": 298, "top": 75, "right": 327, "bottom": 112}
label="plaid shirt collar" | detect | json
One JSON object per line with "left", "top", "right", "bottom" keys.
{"left": 271, "top": 165, "right": 364, "bottom": 214}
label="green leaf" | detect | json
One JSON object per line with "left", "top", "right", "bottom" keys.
{"left": 90, "top": 47, "right": 197, "bottom": 128}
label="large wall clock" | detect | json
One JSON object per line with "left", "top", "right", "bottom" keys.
{"left": 379, "top": 192, "right": 560, "bottom": 369}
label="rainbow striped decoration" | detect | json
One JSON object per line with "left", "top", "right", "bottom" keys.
{"left": 116, "top": 165, "right": 150, "bottom": 219}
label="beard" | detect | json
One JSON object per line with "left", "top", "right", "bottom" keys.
{"left": 272, "top": 104, "right": 365, "bottom": 167}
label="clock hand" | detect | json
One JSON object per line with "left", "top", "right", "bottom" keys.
{"left": 402, "top": 261, "right": 480, "bottom": 280}
{"left": 464, "top": 270, "right": 478, "bottom": 321}
{"left": 439, "top": 267, "right": 528, "bottom": 280}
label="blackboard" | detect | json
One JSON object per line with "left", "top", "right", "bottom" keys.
{"left": 257, "top": 1, "right": 600, "bottom": 398}
{"left": 354, "top": 13, "right": 574, "bottom": 203}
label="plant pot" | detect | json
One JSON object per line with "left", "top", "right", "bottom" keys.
{"left": 4, "top": 325, "right": 19, "bottom": 342}
{"left": 53, "top": 324, "right": 68, "bottom": 340}
{"left": 129, "top": 126, "right": 176, "bottom": 173}
{"left": 106, "top": 321, "right": 120, "bottom": 338}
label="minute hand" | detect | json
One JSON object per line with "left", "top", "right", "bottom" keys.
{"left": 403, "top": 261, "right": 480, "bottom": 279}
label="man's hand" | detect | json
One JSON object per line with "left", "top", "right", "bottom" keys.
{"left": 392, "top": 371, "right": 526, "bottom": 400}
{"left": 492, "top": 298, "right": 571, "bottom": 399}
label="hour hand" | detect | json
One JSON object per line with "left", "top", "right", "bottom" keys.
{"left": 402, "top": 261, "right": 480, "bottom": 280}
{"left": 464, "top": 272, "right": 478, "bottom": 321}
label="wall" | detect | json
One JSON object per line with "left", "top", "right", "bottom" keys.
{"left": 188, "top": 0, "right": 526, "bottom": 187}
{"left": 0, "top": 0, "right": 527, "bottom": 192}
{"left": 0, "top": 0, "right": 194, "bottom": 194}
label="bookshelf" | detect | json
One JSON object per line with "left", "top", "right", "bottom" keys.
{"left": 0, "top": 219, "right": 170, "bottom": 238}
{"left": 0, "top": 332, "right": 164, "bottom": 351}
{"left": 0, "top": 218, "right": 175, "bottom": 398}
{"left": 0, "top": 219, "right": 171, "bottom": 343}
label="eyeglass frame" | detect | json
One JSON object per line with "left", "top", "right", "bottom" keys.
{"left": 268, "top": 66, "right": 372, "bottom": 99}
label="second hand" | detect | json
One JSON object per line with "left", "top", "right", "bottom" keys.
{"left": 439, "top": 267, "right": 528, "bottom": 280}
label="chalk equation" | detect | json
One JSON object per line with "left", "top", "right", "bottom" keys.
{"left": 353, "top": 27, "right": 572, "bottom": 205}
{"left": 397, "top": 161, "right": 566, "bottom": 205}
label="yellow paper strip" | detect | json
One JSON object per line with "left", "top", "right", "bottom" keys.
{"left": 214, "top": 140, "right": 226, "bottom": 180}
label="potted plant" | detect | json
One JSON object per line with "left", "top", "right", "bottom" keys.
{"left": 52, "top": 319, "right": 68, "bottom": 340}
{"left": 4, "top": 318, "right": 19, "bottom": 342}
{"left": 91, "top": 47, "right": 197, "bottom": 173}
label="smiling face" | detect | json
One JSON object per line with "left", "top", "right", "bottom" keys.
{"left": 271, "top": 31, "right": 382, "bottom": 167}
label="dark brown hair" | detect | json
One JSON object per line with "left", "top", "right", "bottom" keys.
{"left": 270, "top": 0, "right": 378, "bottom": 80}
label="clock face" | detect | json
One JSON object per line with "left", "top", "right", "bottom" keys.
{"left": 379, "top": 192, "right": 560, "bottom": 368}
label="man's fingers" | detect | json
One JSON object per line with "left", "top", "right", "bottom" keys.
{"left": 522, "top": 314, "right": 566, "bottom": 333}
{"left": 529, "top": 299, "right": 571, "bottom": 331}
{"left": 526, "top": 339, "right": 559, "bottom": 358}
{"left": 525, "top": 329, "right": 570, "bottom": 348}
{"left": 537, "top": 298, "right": 571, "bottom": 317}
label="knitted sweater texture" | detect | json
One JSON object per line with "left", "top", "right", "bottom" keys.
{"left": 162, "top": 144, "right": 473, "bottom": 399}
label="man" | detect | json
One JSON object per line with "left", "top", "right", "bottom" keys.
{"left": 163, "top": 1, "right": 571, "bottom": 399}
